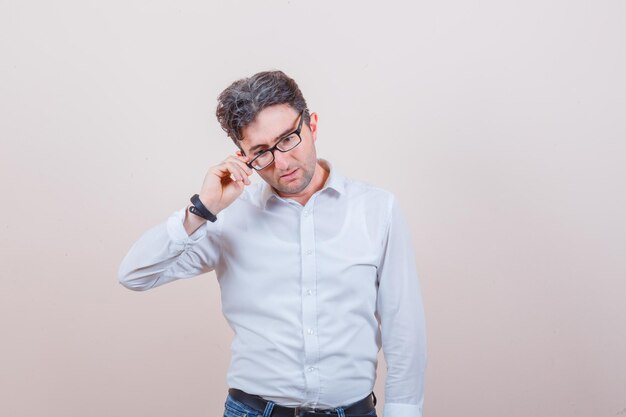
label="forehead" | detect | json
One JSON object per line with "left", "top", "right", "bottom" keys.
{"left": 241, "top": 104, "right": 299, "bottom": 151}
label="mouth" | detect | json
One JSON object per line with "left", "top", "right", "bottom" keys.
{"left": 280, "top": 168, "right": 298, "bottom": 180}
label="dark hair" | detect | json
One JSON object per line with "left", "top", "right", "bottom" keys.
{"left": 215, "top": 70, "right": 310, "bottom": 149}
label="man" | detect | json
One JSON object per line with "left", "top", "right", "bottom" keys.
{"left": 118, "top": 70, "right": 427, "bottom": 417}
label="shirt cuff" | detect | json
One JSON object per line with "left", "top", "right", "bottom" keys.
{"left": 383, "top": 402, "right": 423, "bottom": 417}
{"left": 166, "top": 205, "right": 208, "bottom": 245}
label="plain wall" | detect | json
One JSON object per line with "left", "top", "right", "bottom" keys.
{"left": 1, "top": 1, "right": 625, "bottom": 416}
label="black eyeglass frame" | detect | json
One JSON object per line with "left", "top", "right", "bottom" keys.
{"left": 243, "top": 109, "right": 305, "bottom": 171}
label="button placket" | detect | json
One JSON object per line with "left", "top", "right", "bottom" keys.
{"left": 300, "top": 202, "right": 320, "bottom": 397}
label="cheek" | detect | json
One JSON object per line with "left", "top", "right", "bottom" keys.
{"left": 296, "top": 142, "right": 314, "bottom": 160}
{"left": 259, "top": 168, "right": 276, "bottom": 183}
{"left": 303, "top": 143, "right": 317, "bottom": 162}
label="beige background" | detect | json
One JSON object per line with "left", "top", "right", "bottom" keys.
{"left": 1, "top": 1, "right": 625, "bottom": 416}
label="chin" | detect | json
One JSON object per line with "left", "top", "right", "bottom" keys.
{"left": 277, "top": 177, "right": 310, "bottom": 195}
{"left": 277, "top": 182, "right": 304, "bottom": 195}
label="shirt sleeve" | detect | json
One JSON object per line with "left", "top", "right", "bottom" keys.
{"left": 376, "top": 194, "right": 427, "bottom": 417}
{"left": 117, "top": 204, "right": 222, "bottom": 291}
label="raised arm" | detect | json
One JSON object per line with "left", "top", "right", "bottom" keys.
{"left": 117, "top": 153, "right": 253, "bottom": 291}
{"left": 117, "top": 204, "right": 219, "bottom": 291}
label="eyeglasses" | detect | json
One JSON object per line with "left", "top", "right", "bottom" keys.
{"left": 244, "top": 109, "right": 305, "bottom": 171}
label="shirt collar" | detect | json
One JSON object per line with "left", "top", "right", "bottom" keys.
{"left": 260, "top": 158, "right": 345, "bottom": 209}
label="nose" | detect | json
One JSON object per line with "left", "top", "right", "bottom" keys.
{"left": 273, "top": 150, "right": 290, "bottom": 171}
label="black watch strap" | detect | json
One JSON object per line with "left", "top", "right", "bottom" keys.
{"left": 189, "top": 194, "right": 217, "bottom": 222}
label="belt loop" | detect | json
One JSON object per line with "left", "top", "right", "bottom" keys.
{"left": 335, "top": 406, "right": 346, "bottom": 417}
{"left": 262, "top": 400, "right": 275, "bottom": 417}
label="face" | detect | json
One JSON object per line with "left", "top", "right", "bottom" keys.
{"left": 240, "top": 104, "right": 319, "bottom": 197}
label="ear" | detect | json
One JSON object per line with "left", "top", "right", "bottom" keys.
{"left": 308, "top": 112, "right": 319, "bottom": 142}
{"left": 236, "top": 146, "right": 247, "bottom": 158}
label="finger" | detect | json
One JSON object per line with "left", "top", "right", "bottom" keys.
{"left": 224, "top": 161, "right": 249, "bottom": 183}
{"left": 230, "top": 152, "right": 249, "bottom": 163}
{"left": 227, "top": 155, "right": 253, "bottom": 175}
{"left": 234, "top": 164, "right": 252, "bottom": 185}
{"left": 213, "top": 161, "right": 243, "bottom": 184}
{"left": 235, "top": 150, "right": 250, "bottom": 161}
{"left": 213, "top": 162, "right": 237, "bottom": 179}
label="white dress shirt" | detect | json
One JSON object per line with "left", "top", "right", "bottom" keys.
{"left": 118, "top": 159, "right": 427, "bottom": 417}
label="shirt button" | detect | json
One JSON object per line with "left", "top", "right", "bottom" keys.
{"left": 305, "top": 249, "right": 313, "bottom": 255}
{"left": 303, "top": 210, "right": 310, "bottom": 216}
{"left": 306, "top": 289, "right": 313, "bottom": 295}
{"left": 307, "top": 328, "right": 314, "bottom": 335}
{"left": 307, "top": 367, "right": 315, "bottom": 372}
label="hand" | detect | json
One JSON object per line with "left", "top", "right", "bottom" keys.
{"left": 197, "top": 152, "right": 253, "bottom": 215}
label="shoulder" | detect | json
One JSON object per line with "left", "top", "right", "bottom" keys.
{"left": 339, "top": 176, "right": 400, "bottom": 225}
{"left": 342, "top": 176, "right": 396, "bottom": 206}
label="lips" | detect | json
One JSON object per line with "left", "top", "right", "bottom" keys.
{"left": 280, "top": 168, "right": 298, "bottom": 179}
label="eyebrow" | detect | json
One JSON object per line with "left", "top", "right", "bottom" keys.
{"left": 247, "top": 126, "right": 297, "bottom": 154}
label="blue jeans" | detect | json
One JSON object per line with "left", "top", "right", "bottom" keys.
{"left": 223, "top": 394, "right": 378, "bottom": 417}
